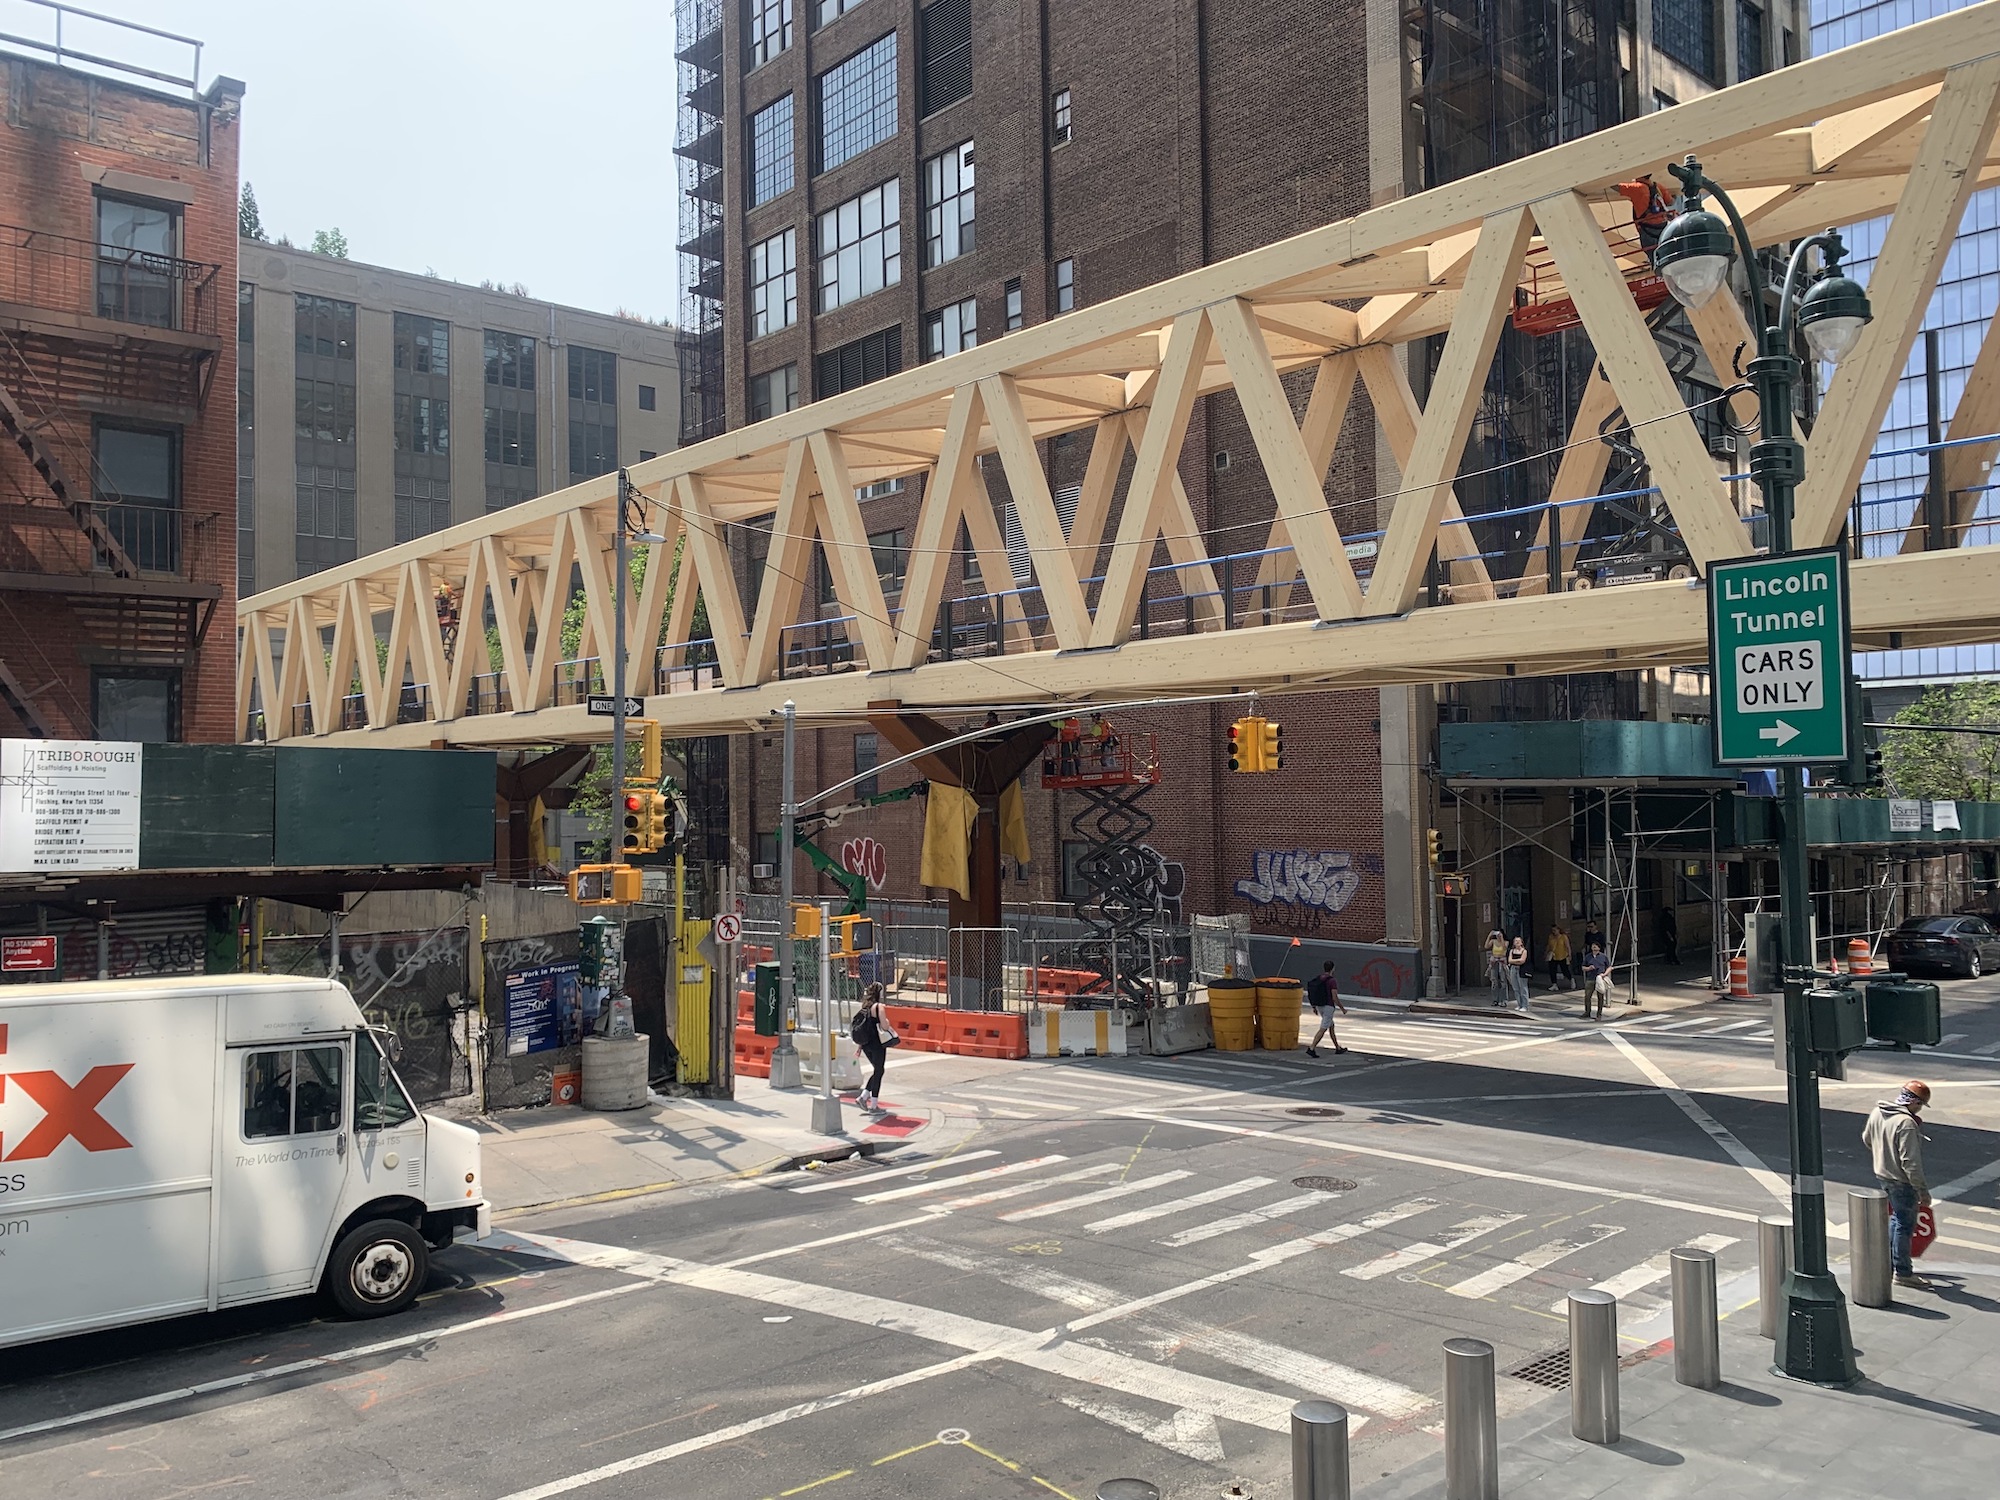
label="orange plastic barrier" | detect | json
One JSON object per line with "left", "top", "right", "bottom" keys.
{"left": 737, "top": 987, "right": 755, "bottom": 1024}
{"left": 1729, "top": 956, "right": 1751, "bottom": 998}
{"left": 878, "top": 1003, "right": 1029, "bottom": 1060}
{"left": 734, "top": 1026, "right": 776, "bottom": 1078}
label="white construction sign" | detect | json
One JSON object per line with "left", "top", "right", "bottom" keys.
{"left": 0, "top": 739, "right": 144, "bottom": 872}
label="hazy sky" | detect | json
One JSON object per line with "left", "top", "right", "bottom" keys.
{"left": 80, "top": 0, "right": 681, "bottom": 318}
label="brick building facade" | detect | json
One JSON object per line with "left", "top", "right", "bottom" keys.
{"left": 0, "top": 50, "right": 244, "bottom": 745}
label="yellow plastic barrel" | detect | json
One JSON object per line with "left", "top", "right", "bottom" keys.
{"left": 1256, "top": 978, "right": 1303, "bottom": 1051}
{"left": 1207, "top": 979, "right": 1258, "bottom": 1051}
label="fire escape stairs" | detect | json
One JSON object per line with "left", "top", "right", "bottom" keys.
{"left": 0, "top": 378, "right": 137, "bottom": 578}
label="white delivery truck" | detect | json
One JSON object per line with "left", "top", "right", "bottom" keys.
{"left": 0, "top": 973, "right": 488, "bottom": 1350}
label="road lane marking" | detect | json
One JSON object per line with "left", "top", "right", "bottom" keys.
{"left": 1341, "top": 1213, "right": 1523, "bottom": 1281}
{"left": 786, "top": 1149, "right": 997, "bottom": 1194}
{"left": 1702, "top": 1020, "right": 1765, "bottom": 1035}
{"left": 940, "top": 1162, "right": 1121, "bottom": 1209}
{"left": 0, "top": 1283, "right": 648, "bottom": 1446}
{"left": 1447, "top": 1226, "right": 1624, "bottom": 1299}
{"left": 1158, "top": 1190, "right": 1339, "bottom": 1247}
{"left": 1548, "top": 1233, "right": 1738, "bottom": 1311}
{"left": 719, "top": 1212, "right": 951, "bottom": 1269}
{"left": 1604, "top": 1030, "right": 1792, "bottom": 1209}
{"left": 998, "top": 1169, "right": 1195, "bottom": 1223}
{"left": 1931, "top": 1157, "right": 2000, "bottom": 1204}
{"left": 1086, "top": 1177, "right": 1274, "bottom": 1233}
{"left": 857, "top": 1155, "right": 1068, "bottom": 1204}
{"left": 1137, "top": 1308, "right": 1432, "bottom": 1420}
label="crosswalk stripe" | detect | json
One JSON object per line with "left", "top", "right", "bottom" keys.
{"left": 951, "top": 1092, "right": 1070, "bottom": 1113}
{"left": 1702, "top": 1020, "right": 1764, "bottom": 1035}
{"left": 1340, "top": 1212, "right": 1524, "bottom": 1281}
{"left": 1647, "top": 1018, "right": 1712, "bottom": 1032}
{"left": 1136, "top": 1310, "right": 1433, "bottom": 1422}
{"left": 1937, "top": 1033, "right": 1969, "bottom": 1046}
{"left": 855, "top": 1154, "right": 1069, "bottom": 1204}
{"left": 940, "top": 1162, "right": 1123, "bottom": 1209}
{"left": 1085, "top": 1178, "right": 1276, "bottom": 1233}
{"left": 1549, "top": 1233, "right": 1737, "bottom": 1310}
{"left": 1051, "top": 1076, "right": 1165, "bottom": 1099}
{"left": 1974, "top": 1040, "right": 2000, "bottom": 1056}
{"left": 1158, "top": 1190, "right": 1338, "bottom": 1247}
{"left": 998, "top": 1169, "right": 1196, "bottom": 1223}
{"left": 1447, "top": 1225, "right": 1624, "bottom": 1299}
{"left": 1185, "top": 1053, "right": 1298, "bottom": 1072}
{"left": 1120, "top": 1059, "right": 1269, "bottom": 1085}
{"left": 787, "top": 1149, "right": 998, "bottom": 1194}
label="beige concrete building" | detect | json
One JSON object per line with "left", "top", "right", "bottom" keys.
{"left": 237, "top": 240, "right": 680, "bottom": 598}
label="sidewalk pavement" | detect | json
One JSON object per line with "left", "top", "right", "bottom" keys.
{"left": 453, "top": 1072, "right": 968, "bottom": 1216}
{"left": 1360, "top": 1264, "right": 2000, "bottom": 1500}
{"left": 1418, "top": 959, "right": 1740, "bottom": 1021}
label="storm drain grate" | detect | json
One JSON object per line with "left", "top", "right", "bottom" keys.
{"left": 1288, "top": 1106, "right": 1345, "bottom": 1118}
{"left": 789, "top": 1152, "right": 903, "bottom": 1179}
{"left": 1504, "top": 1347, "right": 1572, "bottom": 1390}
{"left": 1291, "top": 1175, "right": 1358, "bottom": 1192}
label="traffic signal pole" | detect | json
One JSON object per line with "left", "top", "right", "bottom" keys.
{"left": 611, "top": 469, "right": 631, "bottom": 845}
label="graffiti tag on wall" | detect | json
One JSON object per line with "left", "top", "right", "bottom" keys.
{"left": 840, "top": 836, "right": 888, "bottom": 892}
{"left": 1234, "top": 850, "right": 1364, "bottom": 914}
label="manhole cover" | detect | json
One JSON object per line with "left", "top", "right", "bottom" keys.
{"left": 1504, "top": 1347, "right": 1572, "bottom": 1390}
{"left": 1288, "top": 1106, "right": 1345, "bottom": 1118}
{"left": 1291, "top": 1176, "right": 1357, "bottom": 1192}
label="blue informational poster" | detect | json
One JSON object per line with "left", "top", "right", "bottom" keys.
{"left": 504, "top": 961, "right": 580, "bottom": 1055}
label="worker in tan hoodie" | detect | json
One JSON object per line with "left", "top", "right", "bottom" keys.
{"left": 1862, "top": 1080, "right": 1933, "bottom": 1290}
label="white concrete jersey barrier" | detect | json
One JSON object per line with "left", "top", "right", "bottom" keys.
{"left": 1033, "top": 1009, "right": 1129, "bottom": 1057}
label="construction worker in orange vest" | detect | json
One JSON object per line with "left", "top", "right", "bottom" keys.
{"left": 1615, "top": 173, "right": 1677, "bottom": 254}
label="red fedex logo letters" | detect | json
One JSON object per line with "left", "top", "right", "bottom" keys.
{"left": 0, "top": 1024, "right": 135, "bottom": 1160}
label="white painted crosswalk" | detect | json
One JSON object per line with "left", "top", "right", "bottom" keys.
{"left": 1551, "top": 1233, "right": 1737, "bottom": 1311}
{"left": 1447, "top": 1225, "right": 1624, "bottom": 1299}
{"left": 1341, "top": 1212, "right": 1524, "bottom": 1281}
{"left": 1086, "top": 1177, "right": 1275, "bottom": 1234}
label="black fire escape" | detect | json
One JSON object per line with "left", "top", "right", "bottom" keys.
{"left": 676, "top": 0, "right": 726, "bottom": 445}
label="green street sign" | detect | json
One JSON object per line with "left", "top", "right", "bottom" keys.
{"left": 1709, "top": 547, "right": 1852, "bottom": 766}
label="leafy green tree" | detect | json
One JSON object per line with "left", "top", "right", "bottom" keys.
{"left": 238, "top": 182, "right": 264, "bottom": 240}
{"left": 310, "top": 227, "right": 349, "bottom": 259}
{"left": 1881, "top": 682, "right": 2000, "bottom": 801}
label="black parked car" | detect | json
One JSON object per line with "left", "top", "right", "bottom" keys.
{"left": 1884, "top": 915, "right": 2000, "bottom": 979}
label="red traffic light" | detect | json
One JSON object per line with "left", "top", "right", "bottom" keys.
{"left": 624, "top": 793, "right": 644, "bottom": 812}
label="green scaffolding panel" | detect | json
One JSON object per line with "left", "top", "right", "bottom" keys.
{"left": 275, "top": 748, "right": 494, "bottom": 868}
{"left": 139, "top": 744, "right": 278, "bottom": 868}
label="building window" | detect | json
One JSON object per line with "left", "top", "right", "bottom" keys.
{"left": 569, "top": 421, "right": 616, "bottom": 478}
{"left": 639, "top": 384, "right": 657, "bottom": 411}
{"left": 751, "top": 227, "right": 799, "bottom": 336}
{"left": 1054, "top": 257, "right": 1075, "bottom": 313}
{"left": 870, "top": 528, "right": 907, "bottom": 595}
{"left": 295, "top": 294, "right": 356, "bottom": 359}
{"left": 749, "top": 0, "right": 793, "bottom": 64}
{"left": 95, "top": 422, "right": 179, "bottom": 573}
{"left": 815, "top": 32, "right": 897, "bottom": 175}
{"left": 394, "top": 477, "right": 451, "bottom": 544}
{"left": 853, "top": 731, "right": 879, "bottom": 798}
{"left": 1737, "top": 1, "right": 1766, "bottom": 80}
{"left": 393, "top": 313, "right": 449, "bottom": 375}
{"left": 639, "top": 449, "right": 658, "bottom": 461}
{"left": 569, "top": 346, "right": 615, "bottom": 402}
{"left": 294, "top": 379, "right": 358, "bottom": 444}
{"left": 960, "top": 522, "right": 981, "bottom": 587}
{"left": 1654, "top": 89, "right": 1678, "bottom": 112}
{"left": 923, "top": 297, "right": 977, "bottom": 360}
{"left": 484, "top": 406, "right": 538, "bottom": 468}
{"left": 1051, "top": 87, "right": 1071, "bottom": 146}
{"left": 923, "top": 140, "right": 974, "bottom": 268}
{"left": 857, "top": 476, "right": 904, "bottom": 500}
{"left": 816, "top": 179, "right": 901, "bottom": 312}
{"left": 1653, "top": 0, "right": 1717, "bottom": 84}
{"left": 93, "top": 668, "right": 180, "bottom": 742}
{"left": 568, "top": 346, "right": 618, "bottom": 481}
{"left": 750, "top": 94, "right": 796, "bottom": 207}
{"left": 816, "top": 326, "right": 902, "bottom": 398}
{"left": 919, "top": 0, "right": 972, "bottom": 117}
{"left": 95, "top": 195, "right": 180, "bottom": 328}
{"left": 483, "top": 330, "right": 536, "bottom": 389}
{"left": 296, "top": 467, "right": 358, "bottom": 573}
{"left": 1004, "top": 278, "right": 1023, "bottom": 331}
{"left": 815, "top": 0, "right": 865, "bottom": 22}
{"left": 751, "top": 363, "right": 800, "bottom": 421}
{"left": 393, "top": 394, "right": 450, "bottom": 455}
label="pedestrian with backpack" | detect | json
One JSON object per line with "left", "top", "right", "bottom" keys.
{"left": 849, "top": 983, "right": 898, "bottom": 1111}
{"left": 1303, "top": 961, "right": 1349, "bottom": 1059}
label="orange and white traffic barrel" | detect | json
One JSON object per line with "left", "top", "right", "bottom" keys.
{"left": 1729, "top": 955, "right": 1751, "bottom": 998}
{"left": 1847, "top": 939, "right": 1873, "bottom": 977}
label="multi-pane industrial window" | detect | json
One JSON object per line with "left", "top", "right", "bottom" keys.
{"left": 393, "top": 314, "right": 449, "bottom": 375}
{"left": 751, "top": 95, "right": 796, "bottom": 207}
{"left": 923, "top": 298, "right": 977, "bottom": 361}
{"left": 568, "top": 346, "right": 618, "bottom": 482}
{"left": 1653, "top": 0, "right": 1718, "bottom": 83}
{"left": 815, "top": 0, "right": 865, "bottom": 23}
{"left": 394, "top": 395, "right": 450, "bottom": 455}
{"left": 294, "top": 295, "right": 355, "bottom": 359}
{"left": 817, "top": 180, "right": 901, "bottom": 312}
{"left": 393, "top": 312, "right": 451, "bottom": 542}
{"left": 853, "top": 731, "right": 879, "bottom": 798}
{"left": 1737, "top": 1, "right": 1766, "bottom": 80}
{"left": 237, "top": 282, "right": 255, "bottom": 599}
{"left": 815, "top": 33, "right": 897, "bottom": 174}
{"left": 1054, "top": 258, "right": 1075, "bottom": 313}
{"left": 815, "top": 325, "right": 901, "bottom": 398}
{"left": 394, "top": 477, "right": 451, "bottom": 545}
{"left": 295, "top": 379, "right": 357, "bottom": 443}
{"left": 918, "top": 0, "right": 971, "bottom": 117}
{"left": 294, "top": 294, "right": 356, "bottom": 575}
{"left": 751, "top": 364, "right": 799, "bottom": 421}
{"left": 751, "top": 227, "right": 799, "bottom": 336}
{"left": 749, "top": 0, "right": 792, "bottom": 64}
{"left": 483, "top": 329, "right": 536, "bottom": 389}
{"left": 1004, "top": 278, "right": 1023, "bottom": 330}
{"left": 485, "top": 407, "right": 538, "bottom": 468}
{"left": 296, "top": 467, "right": 357, "bottom": 573}
{"left": 870, "top": 528, "right": 907, "bottom": 594}
{"left": 1051, "top": 87, "right": 1072, "bottom": 146}
{"left": 924, "top": 141, "right": 974, "bottom": 268}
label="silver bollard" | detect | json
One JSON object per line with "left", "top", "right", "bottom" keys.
{"left": 1443, "top": 1337, "right": 1499, "bottom": 1500}
{"left": 1670, "top": 1246, "right": 1720, "bottom": 1389}
{"left": 1849, "top": 1185, "right": 1893, "bottom": 1309}
{"left": 1095, "top": 1483, "right": 1159, "bottom": 1500}
{"left": 1291, "top": 1398, "right": 1351, "bottom": 1500}
{"left": 1568, "top": 1289, "right": 1620, "bottom": 1444}
{"left": 1758, "top": 1214, "right": 1792, "bottom": 1339}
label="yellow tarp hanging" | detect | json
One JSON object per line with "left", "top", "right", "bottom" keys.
{"left": 999, "top": 782, "right": 1031, "bottom": 866}
{"left": 919, "top": 783, "right": 978, "bottom": 897}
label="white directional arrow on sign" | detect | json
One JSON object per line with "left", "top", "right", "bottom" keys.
{"left": 1759, "top": 720, "right": 1801, "bottom": 748}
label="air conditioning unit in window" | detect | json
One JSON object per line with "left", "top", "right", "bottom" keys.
{"left": 752, "top": 863, "right": 776, "bottom": 880}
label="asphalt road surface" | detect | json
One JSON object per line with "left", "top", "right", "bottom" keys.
{"left": 8, "top": 977, "right": 2000, "bottom": 1500}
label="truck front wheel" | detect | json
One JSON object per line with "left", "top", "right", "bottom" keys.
{"left": 326, "top": 1218, "right": 429, "bottom": 1318}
